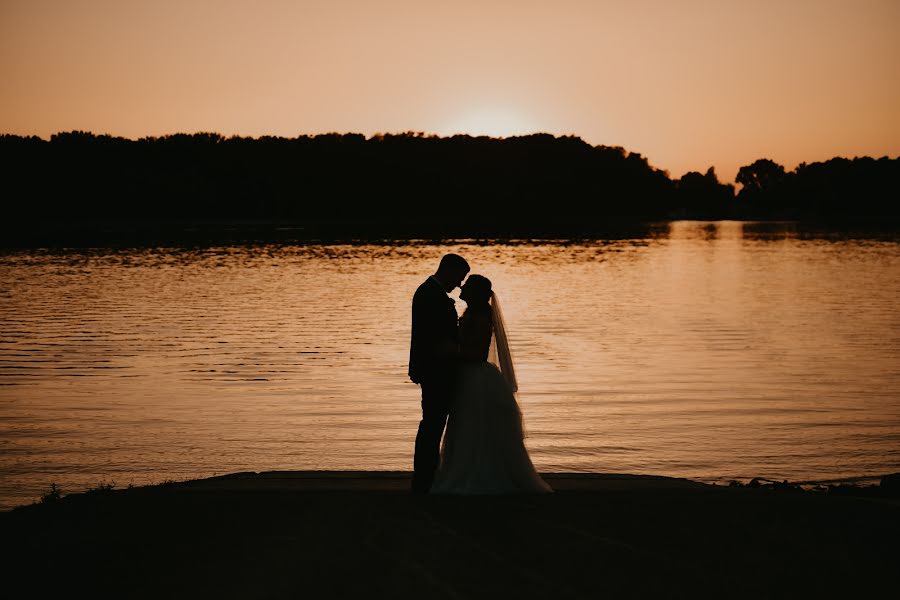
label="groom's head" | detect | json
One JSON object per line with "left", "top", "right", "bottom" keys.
{"left": 435, "top": 253, "right": 470, "bottom": 292}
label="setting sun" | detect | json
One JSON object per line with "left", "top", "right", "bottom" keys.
{"left": 442, "top": 107, "right": 540, "bottom": 138}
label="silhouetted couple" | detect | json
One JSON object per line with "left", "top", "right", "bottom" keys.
{"left": 409, "top": 254, "right": 551, "bottom": 495}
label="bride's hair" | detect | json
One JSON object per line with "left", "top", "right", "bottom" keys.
{"left": 462, "top": 275, "right": 492, "bottom": 318}
{"left": 466, "top": 274, "right": 492, "bottom": 300}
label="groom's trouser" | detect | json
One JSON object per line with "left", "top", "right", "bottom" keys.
{"left": 412, "top": 378, "right": 453, "bottom": 493}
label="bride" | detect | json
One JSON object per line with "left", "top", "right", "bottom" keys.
{"left": 431, "top": 275, "right": 552, "bottom": 495}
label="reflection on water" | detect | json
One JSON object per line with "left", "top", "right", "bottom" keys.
{"left": 1, "top": 222, "right": 899, "bottom": 508}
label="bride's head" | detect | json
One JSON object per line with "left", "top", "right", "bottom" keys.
{"left": 460, "top": 274, "right": 492, "bottom": 307}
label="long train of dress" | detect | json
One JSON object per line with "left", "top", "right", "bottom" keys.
{"left": 431, "top": 362, "right": 552, "bottom": 494}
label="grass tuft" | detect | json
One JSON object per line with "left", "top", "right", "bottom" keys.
{"left": 40, "top": 483, "right": 62, "bottom": 504}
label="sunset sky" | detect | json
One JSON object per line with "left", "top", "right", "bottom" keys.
{"left": 1, "top": 0, "right": 898, "bottom": 182}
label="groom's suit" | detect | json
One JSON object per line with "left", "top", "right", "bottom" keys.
{"left": 409, "top": 276, "right": 459, "bottom": 493}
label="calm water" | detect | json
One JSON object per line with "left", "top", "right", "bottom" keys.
{"left": 1, "top": 221, "right": 899, "bottom": 509}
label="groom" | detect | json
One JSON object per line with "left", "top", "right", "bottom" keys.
{"left": 409, "top": 253, "right": 470, "bottom": 494}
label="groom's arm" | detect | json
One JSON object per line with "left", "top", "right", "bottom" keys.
{"left": 412, "top": 288, "right": 458, "bottom": 359}
{"left": 413, "top": 291, "right": 453, "bottom": 354}
{"left": 411, "top": 287, "right": 446, "bottom": 383}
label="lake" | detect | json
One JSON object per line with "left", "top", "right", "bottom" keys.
{"left": 1, "top": 221, "right": 898, "bottom": 509}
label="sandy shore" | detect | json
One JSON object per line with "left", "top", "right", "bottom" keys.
{"left": 3, "top": 471, "right": 898, "bottom": 599}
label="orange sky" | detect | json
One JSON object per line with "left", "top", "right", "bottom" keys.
{"left": 1, "top": 0, "right": 898, "bottom": 183}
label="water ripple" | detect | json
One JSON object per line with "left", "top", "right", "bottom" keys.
{"left": 1, "top": 222, "right": 899, "bottom": 508}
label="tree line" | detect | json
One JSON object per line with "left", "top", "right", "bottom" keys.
{"left": 1, "top": 131, "right": 896, "bottom": 238}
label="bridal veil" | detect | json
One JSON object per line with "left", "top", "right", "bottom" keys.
{"left": 487, "top": 292, "right": 518, "bottom": 393}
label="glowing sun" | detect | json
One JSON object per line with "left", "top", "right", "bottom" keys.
{"left": 443, "top": 107, "right": 538, "bottom": 138}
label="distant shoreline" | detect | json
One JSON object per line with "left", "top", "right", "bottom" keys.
{"left": 3, "top": 218, "right": 900, "bottom": 248}
{"left": 3, "top": 133, "right": 898, "bottom": 236}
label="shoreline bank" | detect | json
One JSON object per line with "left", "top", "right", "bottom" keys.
{"left": 6, "top": 469, "right": 894, "bottom": 512}
{"left": 3, "top": 470, "right": 898, "bottom": 598}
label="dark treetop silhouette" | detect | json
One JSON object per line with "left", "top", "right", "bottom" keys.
{"left": 1, "top": 131, "right": 897, "bottom": 243}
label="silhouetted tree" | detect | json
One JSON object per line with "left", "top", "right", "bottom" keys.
{"left": 735, "top": 159, "right": 790, "bottom": 218}
{"left": 0, "top": 132, "right": 896, "bottom": 244}
{"left": 785, "top": 156, "right": 900, "bottom": 221}
{"left": 675, "top": 167, "right": 735, "bottom": 219}
{"left": 736, "top": 159, "right": 787, "bottom": 195}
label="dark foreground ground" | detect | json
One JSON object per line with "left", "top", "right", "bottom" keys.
{"left": 2, "top": 472, "right": 898, "bottom": 599}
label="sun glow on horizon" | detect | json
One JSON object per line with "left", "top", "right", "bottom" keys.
{"left": 440, "top": 108, "right": 542, "bottom": 139}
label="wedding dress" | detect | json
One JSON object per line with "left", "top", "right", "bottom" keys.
{"left": 431, "top": 293, "right": 552, "bottom": 495}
